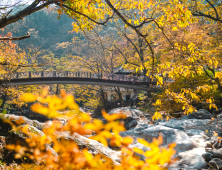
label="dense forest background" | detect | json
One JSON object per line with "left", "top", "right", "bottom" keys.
{"left": 2, "top": 8, "right": 119, "bottom": 58}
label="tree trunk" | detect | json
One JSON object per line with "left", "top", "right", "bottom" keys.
{"left": 56, "top": 84, "right": 59, "bottom": 95}
{"left": 114, "top": 87, "right": 124, "bottom": 107}
{"left": 100, "top": 86, "right": 107, "bottom": 109}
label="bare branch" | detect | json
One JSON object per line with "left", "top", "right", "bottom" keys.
{"left": 206, "top": 0, "right": 219, "bottom": 20}
{"left": 57, "top": 3, "right": 114, "bottom": 26}
{"left": 114, "top": 44, "right": 140, "bottom": 67}
{"left": 0, "top": 32, "right": 30, "bottom": 40}
{"left": 104, "top": 0, "right": 155, "bottom": 75}
{"left": 0, "top": 0, "right": 62, "bottom": 29}
{"left": 135, "top": 18, "right": 154, "bottom": 28}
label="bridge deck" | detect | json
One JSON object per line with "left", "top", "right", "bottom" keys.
{"left": 0, "top": 71, "right": 158, "bottom": 91}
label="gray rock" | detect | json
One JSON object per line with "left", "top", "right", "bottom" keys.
{"left": 170, "top": 148, "right": 208, "bottom": 169}
{"left": 125, "top": 119, "right": 138, "bottom": 130}
{"left": 214, "top": 108, "right": 222, "bottom": 115}
{"left": 213, "top": 140, "right": 222, "bottom": 149}
{"left": 159, "top": 118, "right": 211, "bottom": 131}
{"left": 202, "top": 152, "right": 213, "bottom": 162}
{"left": 141, "top": 126, "right": 200, "bottom": 153}
{"left": 123, "top": 116, "right": 211, "bottom": 169}
{"left": 119, "top": 131, "right": 128, "bottom": 137}
{"left": 108, "top": 107, "right": 149, "bottom": 130}
{"left": 180, "top": 109, "right": 213, "bottom": 120}
{"left": 213, "top": 150, "right": 222, "bottom": 159}
{"left": 108, "top": 107, "right": 145, "bottom": 118}
{"left": 185, "top": 129, "right": 205, "bottom": 136}
{"left": 209, "top": 158, "right": 222, "bottom": 169}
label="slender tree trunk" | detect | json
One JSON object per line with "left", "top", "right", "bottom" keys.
{"left": 56, "top": 84, "right": 59, "bottom": 95}
{"left": 100, "top": 87, "right": 107, "bottom": 109}
{"left": 114, "top": 87, "right": 124, "bottom": 107}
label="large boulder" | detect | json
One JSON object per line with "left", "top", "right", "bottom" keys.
{"left": 120, "top": 115, "right": 213, "bottom": 169}
{"left": 124, "top": 125, "right": 206, "bottom": 153}
{"left": 108, "top": 107, "right": 150, "bottom": 130}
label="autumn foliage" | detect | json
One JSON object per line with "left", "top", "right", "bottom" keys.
{"left": 5, "top": 88, "right": 176, "bottom": 169}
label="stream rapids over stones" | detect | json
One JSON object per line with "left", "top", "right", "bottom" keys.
{"left": 1, "top": 107, "right": 222, "bottom": 169}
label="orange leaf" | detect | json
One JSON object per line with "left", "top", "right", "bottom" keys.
{"left": 31, "top": 103, "right": 49, "bottom": 115}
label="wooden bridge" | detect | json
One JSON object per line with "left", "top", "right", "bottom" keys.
{"left": 0, "top": 71, "right": 159, "bottom": 91}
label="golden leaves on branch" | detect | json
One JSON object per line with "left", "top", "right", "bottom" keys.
{"left": 15, "top": 89, "right": 177, "bottom": 169}
{"left": 21, "top": 87, "right": 80, "bottom": 118}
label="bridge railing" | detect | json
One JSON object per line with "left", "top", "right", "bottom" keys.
{"left": 8, "top": 71, "right": 154, "bottom": 83}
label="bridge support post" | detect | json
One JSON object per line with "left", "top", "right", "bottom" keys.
{"left": 78, "top": 72, "right": 80, "bottom": 77}
{"left": 41, "top": 71, "right": 44, "bottom": 77}
{"left": 90, "top": 72, "right": 91, "bottom": 78}
{"left": 56, "top": 84, "right": 59, "bottom": 95}
{"left": 65, "top": 71, "right": 68, "bottom": 77}
{"left": 29, "top": 72, "right": 31, "bottom": 78}
{"left": 16, "top": 73, "right": 18, "bottom": 79}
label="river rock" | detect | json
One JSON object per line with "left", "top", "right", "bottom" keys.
{"left": 170, "top": 148, "right": 207, "bottom": 169}
{"left": 213, "top": 150, "right": 222, "bottom": 159}
{"left": 213, "top": 140, "right": 222, "bottom": 149}
{"left": 202, "top": 152, "right": 213, "bottom": 162}
{"left": 209, "top": 158, "right": 222, "bottom": 169}
{"left": 214, "top": 108, "right": 222, "bottom": 115}
{"left": 121, "top": 115, "right": 212, "bottom": 169}
{"left": 158, "top": 118, "right": 218, "bottom": 132}
{"left": 180, "top": 109, "right": 213, "bottom": 119}
{"left": 108, "top": 107, "right": 150, "bottom": 130}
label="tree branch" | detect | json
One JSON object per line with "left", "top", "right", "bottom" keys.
{"left": 0, "top": 0, "right": 62, "bottom": 29}
{"left": 57, "top": 3, "right": 114, "bottom": 26}
{"left": 114, "top": 44, "right": 140, "bottom": 67}
{"left": 104, "top": 0, "right": 155, "bottom": 75}
{"left": 192, "top": 11, "right": 222, "bottom": 23}
{"left": 135, "top": 18, "right": 154, "bottom": 28}
{"left": 0, "top": 32, "right": 30, "bottom": 40}
{"left": 206, "top": 0, "right": 219, "bottom": 20}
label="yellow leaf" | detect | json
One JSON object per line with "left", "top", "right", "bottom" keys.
{"left": 20, "top": 93, "right": 36, "bottom": 102}
{"left": 122, "top": 136, "right": 133, "bottom": 145}
{"left": 102, "top": 109, "right": 126, "bottom": 122}
{"left": 133, "top": 147, "right": 144, "bottom": 155}
{"left": 138, "top": 138, "right": 149, "bottom": 147}
{"left": 31, "top": 103, "right": 49, "bottom": 115}
{"left": 156, "top": 99, "right": 161, "bottom": 105}
{"left": 79, "top": 113, "right": 91, "bottom": 122}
